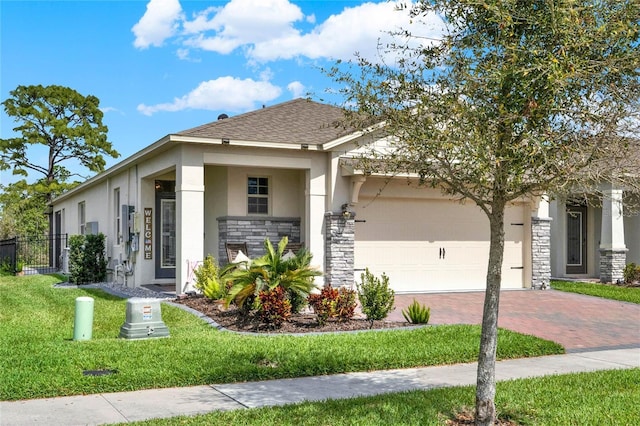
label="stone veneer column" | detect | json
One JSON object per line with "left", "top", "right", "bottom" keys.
{"left": 531, "top": 217, "right": 552, "bottom": 289}
{"left": 324, "top": 211, "right": 355, "bottom": 287}
{"left": 599, "top": 249, "right": 627, "bottom": 283}
{"left": 599, "top": 186, "right": 626, "bottom": 283}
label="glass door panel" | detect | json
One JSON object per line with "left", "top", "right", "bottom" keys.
{"left": 160, "top": 199, "right": 176, "bottom": 269}
{"left": 566, "top": 206, "right": 587, "bottom": 274}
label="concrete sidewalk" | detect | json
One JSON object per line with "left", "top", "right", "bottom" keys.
{"left": 2, "top": 348, "right": 638, "bottom": 425}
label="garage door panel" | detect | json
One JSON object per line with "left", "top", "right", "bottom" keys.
{"left": 354, "top": 195, "right": 525, "bottom": 292}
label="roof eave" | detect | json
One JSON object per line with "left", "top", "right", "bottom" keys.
{"left": 173, "top": 135, "right": 323, "bottom": 151}
{"left": 51, "top": 133, "right": 325, "bottom": 204}
{"left": 322, "top": 120, "right": 386, "bottom": 150}
{"left": 51, "top": 134, "right": 174, "bottom": 204}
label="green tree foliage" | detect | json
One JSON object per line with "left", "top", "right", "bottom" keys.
{"left": 0, "top": 180, "right": 48, "bottom": 239}
{"left": 0, "top": 172, "right": 78, "bottom": 239}
{"left": 330, "top": 1, "right": 639, "bottom": 424}
{"left": 1, "top": 85, "right": 119, "bottom": 204}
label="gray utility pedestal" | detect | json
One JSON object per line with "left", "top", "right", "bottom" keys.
{"left": 119, "top": 298, "right": 170, "bottom": 339}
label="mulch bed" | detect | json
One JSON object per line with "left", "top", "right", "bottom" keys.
{"left": 173, "top": 294, "right": 411, "bottom": 334}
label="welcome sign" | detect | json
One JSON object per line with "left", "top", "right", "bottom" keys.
{"left": 144, "top": 208, "right": 152, "bottom": 259}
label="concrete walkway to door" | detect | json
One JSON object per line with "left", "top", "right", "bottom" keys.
{"left": 390, "top": 289, "right": 640, "bottom": 353}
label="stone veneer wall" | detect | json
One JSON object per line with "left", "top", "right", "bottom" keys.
{"left": 531, "top": 217, "right": 552, "bottom": 289}
{"left": 324, "top": 212, "right": 355, "bottom": 287}
{"left": 599, "top": 249, "right": 627, "bottom": 283}
{"left": 217, "top": 216, "right": 300, "bottom": 262}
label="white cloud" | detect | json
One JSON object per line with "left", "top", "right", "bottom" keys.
{"left": 100, "top": 106, "right": 122, "bottom": 114}
{"left": 249, "top": 2, "right": 443, "bottom": 64}
{"left": 287, "top": 81, "right": 306, "bottom": 98}
{"left": 182, "top": 0, "right": 305, "bottom": 54}
{"left": 137, "top": 76, "right": 282, "bottom": 115}
{"left": 132, "top": 0, "right": 183, "bottom": 49}
{"left": 135, "top": 0, "right": 444, "bottom": 63}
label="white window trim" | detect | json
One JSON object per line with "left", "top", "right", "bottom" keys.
{"left": 78, "top": 201, "right": 86, "bottom": 235}
{"left": 247, "top": 175, "right": 270, "bottom": 215}
{"left": 114, "top": 188, "right": 121, "bottom": 244}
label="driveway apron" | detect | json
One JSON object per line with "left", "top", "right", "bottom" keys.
{"left": 390, "top": 290, "right": 640, "bottom": 352}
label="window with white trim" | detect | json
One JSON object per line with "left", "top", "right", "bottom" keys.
{"left": 114, "top": 188, "right": 121, "bottom": 244}
{"left": 247, "top": 176, "right": 269, "bottom": 215}
{"left": 78, "top": 202, "right": 86, "bottom": 235}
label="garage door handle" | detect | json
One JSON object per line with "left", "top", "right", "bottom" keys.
{"left": 439, "top": 248, "right": 446, "bottom": 259}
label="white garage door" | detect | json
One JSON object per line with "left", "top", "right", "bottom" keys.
{"left": 354, "top": 196, "right": 524, "bottom": 292}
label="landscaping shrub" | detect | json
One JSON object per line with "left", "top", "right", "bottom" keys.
{"left": 258, "top": 286, "right": 292, "bottom": 327}
{"left": 357, "top": 268, "right": 395, "bottom": 325}
{"left": 308, "top": 286, "right": 338, "bottom": 325}
{"left": 287, "top": 288, "right": 307, "bottom": 314}
{"left": 335, "top": 286, "right": 357, "bottom": 321}
{"left": 15, "top": 260, "right": 24, "bottom": 274}
{"left": 402, "top": 299, "right": 431, "bottom": 324}
{"left": 85, "top": 233, "right": 107, "bottom": 282}
{"left": 623, "top": 263, "right": 640, "bottom": 283}
{"left": 307, "top": 285, "right": 357, "bottom": 325}
{"left": 193, "top": 255, "right": 225, "bottom": 300}
{"left": 68, "top": 233, "right": 107, "bottom": 284}
{"left": 225, "top": 237, "right": 320, "bottom": 318}
{"left": 68, "top": 234, "right": 87, "bottom": 284}
{"left": 0, "top": 257, "right": 13, "bottom": 275}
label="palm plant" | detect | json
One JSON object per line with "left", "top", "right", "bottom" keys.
{"left": 225, "top": 237, "right": 321, "bottom": 310}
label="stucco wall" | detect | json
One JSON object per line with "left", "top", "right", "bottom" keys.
{"left": 226, "top": 166, "right": 303, "bottom": 217}
{"left": 203, "top": 166, "right": 227, "bottom": 259}
{"left": 52, "top": 167, "right": 137, "bottom": 281}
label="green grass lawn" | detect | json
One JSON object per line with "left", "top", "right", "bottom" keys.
{"left": 0, "top": 275, "right": 563, "bottom": 401}
{"left": 128, "top": 368, "right": 640, "bottom": 425}
{"left": 551, "top": 280, "right": 640, "bottom": 304}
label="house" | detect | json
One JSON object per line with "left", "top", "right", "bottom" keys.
{"left": 51, "top": 98, "right": 556, "bottom": 294}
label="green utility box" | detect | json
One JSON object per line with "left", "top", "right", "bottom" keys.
{"left": 119, "top": 298, "right": 169, "bottom": 339}
{"left": 73, "top": 296, "right": 94, "bottom": 341}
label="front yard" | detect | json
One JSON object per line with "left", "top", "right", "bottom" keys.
{"left": 0, "top": 275, "right": 563, "bottom": 401}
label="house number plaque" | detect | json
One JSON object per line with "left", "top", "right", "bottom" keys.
{"left": 144, "top": 208, "right": 153, "bottom": 259}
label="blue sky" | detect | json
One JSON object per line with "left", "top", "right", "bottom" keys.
{"left": 0, "top": 0, "right": 444, "bottom": 184}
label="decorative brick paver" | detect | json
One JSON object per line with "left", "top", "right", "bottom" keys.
{"left": 390, "top": 290, "right": 640, "bottom": 352}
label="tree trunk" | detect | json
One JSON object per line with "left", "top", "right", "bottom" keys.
{"left": 475, "top": 204, "right": 505, "bottom": 426}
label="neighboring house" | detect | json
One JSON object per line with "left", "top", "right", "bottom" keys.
{"left": 549, "top": 189, "right": 640, "bottom": 283}
{"left": 51, "top": 98, "right": 553, "bottom": 294}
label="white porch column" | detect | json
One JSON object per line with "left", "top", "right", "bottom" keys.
{"left": 307, "top": 167, "right": 327, "bottom": 286}
{"left": 599, "top": 185, "right": 627, "bottom": 283}
{"left": 175, "top": 150, "right": 204, "bottom": 294}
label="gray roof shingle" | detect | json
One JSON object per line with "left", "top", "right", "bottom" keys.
{"left": 176, "top": 98, "right": 352, "bottom": 146}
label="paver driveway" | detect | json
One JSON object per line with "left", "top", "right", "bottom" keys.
{"left": 390, "top": 290, "right": 640, "bottom": 353}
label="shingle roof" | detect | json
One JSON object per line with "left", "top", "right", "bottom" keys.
{"left": 176, "top": 98, "right": 352, "bottom": 146}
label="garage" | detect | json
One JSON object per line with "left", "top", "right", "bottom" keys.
{"left": 353, "top": 186, "right": 525, "bottom": 293}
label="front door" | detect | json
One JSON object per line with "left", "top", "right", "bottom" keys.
{"left": 566, "top": 205, "right": 587, "bottom": 274}
{"left": 155, "top": 181, "right": 176, "bottom": 279}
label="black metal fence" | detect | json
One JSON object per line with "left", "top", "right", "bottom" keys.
{"left": 0, "top": 234, "right": 67, "bottom": 275}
